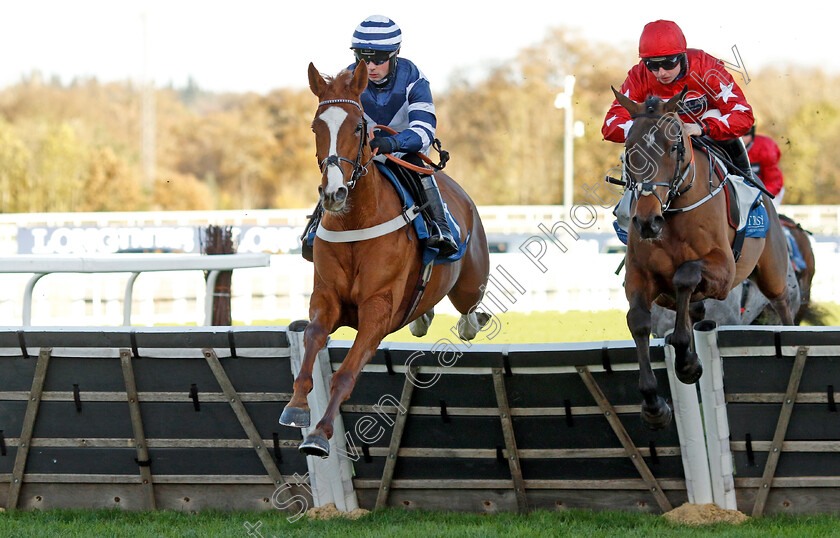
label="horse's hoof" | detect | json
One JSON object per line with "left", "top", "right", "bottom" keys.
{"left": 279, "top": 406, "right": 310, "bottom": 428}
{"left": 300, "top": 433, "right": 330, "bottom": 458}
{"left": 641, "top": 398, "right": 673, "bottom": 430}
{"left": 676, "top": 355, "right": 703, "bottom": 384}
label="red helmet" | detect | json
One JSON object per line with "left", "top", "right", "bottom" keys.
{"left": 639, "top": 20, "right": 687, "bottom": 58}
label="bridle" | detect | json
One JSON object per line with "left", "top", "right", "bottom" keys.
{"left": 625, "top": 112, "right": 696, "bottom": 212}
{"left": 316, "top": 98, "right": 372, "bottom": 190}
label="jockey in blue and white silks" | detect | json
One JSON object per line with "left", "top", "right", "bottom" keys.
{"left": 347, "top": 14, "right": 457, "bottom": 257}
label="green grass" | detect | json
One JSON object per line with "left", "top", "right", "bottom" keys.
{"left": 1, "top": 508, "right": 839, "bottom": 537}
{"left": 247, "top": 301, "right": 840, "bottom": 345}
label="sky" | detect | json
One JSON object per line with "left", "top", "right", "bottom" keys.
{"left": 0, "top": 1, "right": 834, "bottom": 94}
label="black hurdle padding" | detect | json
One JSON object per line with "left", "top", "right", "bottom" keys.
{"left": 829, "top": 385, "right": 837, "bottom": 412}
{"left": 43, "top": 358, "right": 124, "bottom": 391}
{"left": 362, "top": 443, "right": 372, "bottom": 463}
{"left": 505, "top": 370, "right": 670, "bottom": 409}
{"left": 649, "top": 440, "right": 659, "bottom": 465}
{"left": 228, "top": 328, "right": 290, "bottom": 349}
{"left": 73, "top": 383, "right": 82, "bottom": 412}
{"left": 716, "top": 327, "right": 778, "bottom": 349}
{"left": 189, "top": 383, "right": 201, "bottom": 411}
{"left": 564, "top": 399, "right": 573, "bottom": 427}
{"left": 505, "top": 342, "right": 657, "bottom": 369}
{"left": 778, "top": 329, "right": 840, "bottom": 348}
{"left": 496, "top": 445, "right": 504, "bottom": 462}
{"left": 774, "top": 331, "right": 782, "bottom": 359}
{"left": 439, "top": 400, "right": 451, "bottom": 423}
{"left": 0, "top": 430, "right": 5, "bottom": 456}
{"left": 131, "top": 356, "right": 293, "bottom": 393}
{"left": 0, "top": 357, "right": 37, "bottom": 391}
{"left": 718, "top": 355, "right": 840, "bottom": 394}
{"left": 745, "top": 433, "right": 755, "bottom": 466}
{"left": 727, "top": 403, "right": 840, "bottom": 442}
{"left": 134, "top": 457, "right": 152, "bottom": 467}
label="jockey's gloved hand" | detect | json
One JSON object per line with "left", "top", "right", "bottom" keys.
{"left": 369, "top": 136, "right": 399, "bottom": 155}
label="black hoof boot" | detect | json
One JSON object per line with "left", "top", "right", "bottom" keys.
{"left": 641, "top": 397, "right": 673, "bottom": 430}
{"left": 279, "top": 406, "right": 311, "bottom": 428}
{"left": 300, "top": 433, "right": 330, "bottom": 458}
{"left": 676, "top": 353, "right": 703, "bottom": 384}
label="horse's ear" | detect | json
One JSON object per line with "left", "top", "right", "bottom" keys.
{"left": 308, "top": 63, "right": 327, "bottom": 98}
{"left": 612, "top": 86, "right": 642, "bottom": 115}
{"left": 664, "top": 86, "right": 689, "bottom": 113}
{"left": 349, "top": 61, "right": 369, "bottom": 95}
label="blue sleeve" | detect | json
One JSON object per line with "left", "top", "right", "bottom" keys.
{"left": 394, "top": 77, "right": 436, "bottom": 154}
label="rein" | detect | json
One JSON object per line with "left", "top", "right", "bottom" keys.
{"left": 317, "top": 99, "right": 373, "bottom": 189}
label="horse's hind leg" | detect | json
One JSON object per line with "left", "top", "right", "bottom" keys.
{"left": 670, "top": 260, "right": 704, "bottom": 384}
{"left": 409, "top": 308, "right": 435, "bottom": 337}
{"left": 754, "top": 199, "right": 795, "bottom": 325}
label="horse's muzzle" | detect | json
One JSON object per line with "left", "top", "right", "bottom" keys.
{"left": 633, "top": 214, "right": 665, "bottom": 240}
{"left": 320, "top": 185, "right": 348, "bottom": 212}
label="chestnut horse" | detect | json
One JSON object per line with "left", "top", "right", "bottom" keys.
{"left": 613, "top": 87, "right": 793, "bottom": 429}
{"left": 280, "top": 62, "right": 490, "bottom": 456}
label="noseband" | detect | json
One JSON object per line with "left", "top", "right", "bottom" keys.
{"left": 625, "top": 112, "right": 695, "bottom": 212}
{"left": 317, "top": 99, "right": 371, "bottom": 189}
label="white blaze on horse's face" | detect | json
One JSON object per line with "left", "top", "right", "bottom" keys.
{"left": 318, "top": 106, "right": 349, "bottom": 196}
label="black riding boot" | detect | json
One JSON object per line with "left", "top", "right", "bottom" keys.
{"left": 419, "top": 174, "right": 459, "bottom": 257}
{"left": 718, "top": 137, "right": 766, "bottom": 190}
{"left": 300, "top": 201, "right": 323, "bottom": 262}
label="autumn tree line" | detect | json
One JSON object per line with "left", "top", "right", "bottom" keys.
{"left": 0, "top": 29, "right": 835, "bottom": 214}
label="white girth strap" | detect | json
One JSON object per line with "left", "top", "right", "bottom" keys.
{"left": 315, "top": 206, "right": 422, "bottom": 243}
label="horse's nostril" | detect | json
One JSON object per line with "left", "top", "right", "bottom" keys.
{"left": 335, "top": 186, "right": 348, "bottom": 202}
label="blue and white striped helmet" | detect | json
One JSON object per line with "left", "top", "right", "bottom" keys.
{"left": 351, "top": 15, "right": 402, "bottom": 52}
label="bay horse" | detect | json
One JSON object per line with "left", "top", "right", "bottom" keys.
{"left": 613, "top": 87, "right": 794, "bottom": 429}
{"left": 280, "top": 62, "right": 490, "bottom": 457}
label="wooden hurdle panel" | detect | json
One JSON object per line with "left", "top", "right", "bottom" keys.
{"left": 716, "top": 327, "right": 840, "bottom": 515}
{"left": 332, "top": 339, "right": 687, "bottom": 513}
{"left": 0, "top": 327, "right": 311, "bottom": 511}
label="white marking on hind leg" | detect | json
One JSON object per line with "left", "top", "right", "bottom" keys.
{"left": 458, "top": 311, "right": 491, "bottom": 341}
{"left": 409, "top": 309, "right": 435, "bottom": 337}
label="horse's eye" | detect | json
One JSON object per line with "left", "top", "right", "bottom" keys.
{"left": 355, "top": 123, "right": 363, "bottom": 134}
{"left": 670, "top": 145, "right": 678, "bottom": 154}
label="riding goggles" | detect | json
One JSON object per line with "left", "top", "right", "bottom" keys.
{"left": 353, "top": 49, "right": 396, "bottom": 66}
{"left": 643, "top": 55, "right": 681, "bottom": 72}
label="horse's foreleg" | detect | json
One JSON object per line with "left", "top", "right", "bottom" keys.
{"left": 280, "top": 291, "right": 340, "bottom": 428}
{"left": 626, "top": 281, "right": 672, "bottom": 430}
{"left": 671, "top": 260, "right": 704, "bottom": 384}
{"left": 300, "top": 294, "right": 392, "bottom": 457}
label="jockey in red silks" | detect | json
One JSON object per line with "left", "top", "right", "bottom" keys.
{"left": 743, "top": 125, "right": 785, "bottom": 208}
{"left": 603, "top": 20, "right": 760, "bottom": 238}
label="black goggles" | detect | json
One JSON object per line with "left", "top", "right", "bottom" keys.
{"left": 643, "top": 55, "right": 681, "bottom": 72}
{"left": 353, "top": 49, "right": 395, "bottom": 66}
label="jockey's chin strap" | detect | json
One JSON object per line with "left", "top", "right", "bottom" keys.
{"left": 317, "top": 99, "right": 373, "bottom": 189}
{"left": 627, "top": 113, "right": 696, "bottom": 212}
